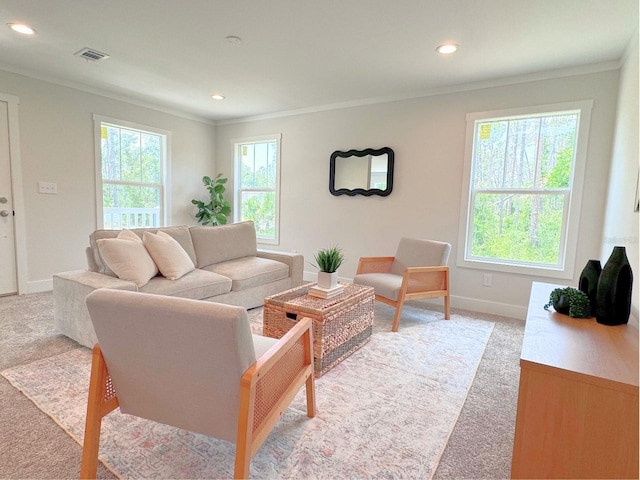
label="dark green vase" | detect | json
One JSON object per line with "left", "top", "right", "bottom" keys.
{"left": 579, "top": 259, "right": 601, "bottom": 316}
{"left": 595, "top": 246, "right": 633, "bottom": 326}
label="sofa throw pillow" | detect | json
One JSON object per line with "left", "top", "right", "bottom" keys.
{"left": 96, "top": 229, "right": 158, "bottom": 287}
{"left": 143, "top": 230, "right": 195, "bottom": 280}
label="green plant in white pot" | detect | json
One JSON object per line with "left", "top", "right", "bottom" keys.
{"left": 312, "top": 245, "right": 344, "bottom": 290}
{"left": 191, "top": 174, "right": 231, "bottom": 226}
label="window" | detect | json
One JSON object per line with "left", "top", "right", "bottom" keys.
{"left": 233, "top": 134, "right": 281, "bottom": 244}
{"left": 458, "top": 101, "right": 592, "bottom": 278}
{"left": 94, "top": 115, "right": 170, "bottom": 229}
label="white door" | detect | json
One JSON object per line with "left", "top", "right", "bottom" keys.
{"left": 0, "top": 100, "right": 17, "bottom": 295}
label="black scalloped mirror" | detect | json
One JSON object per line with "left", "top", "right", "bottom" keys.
{"left": 329, "top": 147, "right": 394, "bottom": 196}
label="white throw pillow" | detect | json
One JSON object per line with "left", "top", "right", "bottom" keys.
{"left": 143, "top": 230, "right": 195, "bottom": 280}
{"left": 96, "top": 229, "right": 158, "bottom": 287}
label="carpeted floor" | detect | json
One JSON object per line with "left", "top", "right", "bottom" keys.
{"left": 0, "top": 291, "right": 524, "bottom": 479}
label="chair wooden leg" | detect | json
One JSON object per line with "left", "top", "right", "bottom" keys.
{"left": 306, "top": 374, "right": 317, "bottom": 418}
{"left": 391, "top": 301, "right": 404, "bottom": 332}
{"left": 80, "top": 408, "right": 103, "bottom": 479}
{"left": 80, "top": 391, "right": 102, "bottom": 477}
{"left": 233, "top": 445, "right": 251, "bottom": 480}
{"left": 444, "top": 293, "right": 451, "bottom": 319}
{"left": 81, "top": 346, "right": 115, "bottom": 479}
{"left": 234, "top": 377, "right": 255, "bottom": 480}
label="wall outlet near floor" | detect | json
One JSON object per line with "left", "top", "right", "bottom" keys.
{"left": 38, "top": 181, "right": 57, "bottom": 194}
{"left": 483, "top": 273, "right": 493, "bottom": 287}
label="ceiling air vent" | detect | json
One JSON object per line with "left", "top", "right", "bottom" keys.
{"left": 74, "top": 48, "right": 110, "bottom": 62}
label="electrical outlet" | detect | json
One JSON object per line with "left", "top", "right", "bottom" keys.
{"left": 483, "top": 273, "right": 493, "bottom": 287}
{"left": 38, "top": 181, "right": 57, "bottom": 194}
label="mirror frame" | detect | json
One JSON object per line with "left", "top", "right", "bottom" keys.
{"left": 329, "top": 147, "right": 394, "bottom": 197}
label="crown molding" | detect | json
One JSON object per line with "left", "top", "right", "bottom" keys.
{"left": 217, "top": 60, "right": 621, "bottom": 126}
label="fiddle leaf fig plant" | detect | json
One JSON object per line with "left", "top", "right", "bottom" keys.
{"left": 191, "top": 174, "right": 232, "bottom": 226}
{"left": 312, "top": 245, "right": 345, "bottom": 273}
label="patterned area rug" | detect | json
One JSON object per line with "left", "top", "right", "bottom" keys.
{"left": 2, "top": 306, "right": 494, "bottom": 479}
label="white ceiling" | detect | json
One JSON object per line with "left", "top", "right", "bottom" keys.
{"left": 0, "top": 0, "right": 637, "bottom": 123}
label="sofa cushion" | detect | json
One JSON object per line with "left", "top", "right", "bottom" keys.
{"left": 139, "top": 269, "right": 232, "bottom": 300}
{"left": 202, "top": 256, "right": 289, "bottom": 291}
{"left": 143, "top": 231, "right": 195, "bottom": 280}
{"left": 96, "top": 230, "right": 159, "bottom": 287}
{"left": 190, "top": 221, "right": 258, "bottom": 268}
{"left": 90, "top": 226, "right": 196, "bottom": 275}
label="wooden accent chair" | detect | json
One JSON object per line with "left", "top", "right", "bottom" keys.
{"left": 81, "top": 289, "right": 316, "bottom": 479}
{"left": 353, "top": 238, "right": 451, "bottom": 332}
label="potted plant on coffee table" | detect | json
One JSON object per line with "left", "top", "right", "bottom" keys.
{"left": 309, "top": 245, "right": 345, "bottom": 298}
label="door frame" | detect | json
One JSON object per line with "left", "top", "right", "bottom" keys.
{"left": 1, "top": 93, "right": 27, "bottom": 294}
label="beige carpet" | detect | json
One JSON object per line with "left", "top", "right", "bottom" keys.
{"left": 2, "top": 305, "right": 494, "bottom": 479}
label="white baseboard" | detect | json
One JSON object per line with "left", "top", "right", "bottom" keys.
{"left": 449, "top": 295, "right": 527, "bottom": 320}
{"left": 26, "top": 278, "right": 53, "bottom": 294}
{"left": 329, "top": 272, "right": 527, "bottom": 320}
{"left": 410, "top": 296, "right": 526, "bottom": 320}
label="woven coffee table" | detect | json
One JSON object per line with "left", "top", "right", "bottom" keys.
{"left": 263, "top": 283, "right": 375, "bottom": 377}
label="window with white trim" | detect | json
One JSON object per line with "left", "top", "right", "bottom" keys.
{"left": 233, "top": 134, "right": 281, "bottom": 244}
{"left": 458, "top": 101, "right": 592, "bottom": 278}
{"left": 94, "top": 115, "right": 170, "bottom": 229}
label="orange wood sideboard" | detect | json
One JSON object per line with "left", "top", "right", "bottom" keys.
{"left": 511, "top": 282, "right": 639, "bottom": 479}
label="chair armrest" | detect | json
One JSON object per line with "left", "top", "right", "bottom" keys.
{"left": 238, "top": 317, "right": 315, "bottom": 456}
{"left": 356, "top": 256, "right": 395, "bottom": 274}
{"left": 257, "top": 249, "right": 304, "bottom": 287}
{"left": 403, "top": 266, "right": 449, "bottom": 294}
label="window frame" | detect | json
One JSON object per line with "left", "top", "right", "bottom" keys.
{"left": 93, "top": 114, "right": 171, "bottom": 229}
{"left": 456, "top": 100, "right": 593, "bottom": 279}
{"left": 232, "top": 134, "right": 282, "bottom": 245}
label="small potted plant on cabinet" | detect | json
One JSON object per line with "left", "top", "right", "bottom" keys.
{"left": 543, "top": 286, "right": 591, "bottom": 318}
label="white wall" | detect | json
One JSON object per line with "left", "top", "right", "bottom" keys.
{"left": 600, "top": 33, "right": 639, "bottom": 318}
{"left": 216, "top": 70, "right": 620, "bottom": 318}
{"left": 0, "top": 70, "right": 215, "bottom": 292}
{"left": 2, "top": 64, "right": 628, "bottom": 318}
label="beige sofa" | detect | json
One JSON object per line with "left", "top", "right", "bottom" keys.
{"left": 53, "top": 221, "right": 303, "bottom": 348}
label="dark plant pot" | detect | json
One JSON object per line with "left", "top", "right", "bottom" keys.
{"left": 579, "top": 259, "right": 602, "bottom": 316}
{"left": 553, "top": 295, "right": 571, "bottom": 315}
{"left": 596, "top": 246, "right": 634, "bottom": 326}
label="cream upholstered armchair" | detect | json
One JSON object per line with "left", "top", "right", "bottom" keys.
{"left": 81, "top": 289, "right": 316, "bottom": 479}
{"left": 353, "top": 238, "right": 451, "bottom": 332}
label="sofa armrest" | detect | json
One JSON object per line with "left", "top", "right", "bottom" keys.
{"left": 257, "top": 249, "right": 304, "bottom": 287}
{"left": 53, "top": 271, "right": 136, "bottom": 348}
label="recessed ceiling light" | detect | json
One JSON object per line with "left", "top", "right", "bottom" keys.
{"left": 211, "top": 94, "right": 225, "bottom": 100}
{"left": 225, "top": 35, "right": 242, "bottom": 45}
{"left": 8, "top": 23, "right": 36, "bottom": 35}
{"left": 436, "top": 43, "right": 458, "bottom": 55}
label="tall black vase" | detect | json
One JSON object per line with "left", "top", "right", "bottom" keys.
{"left": 595, "top": 246, "right": 633, "bottom": 326}
{"left": 579, "top": 259, "right": 601, "bottom": 316}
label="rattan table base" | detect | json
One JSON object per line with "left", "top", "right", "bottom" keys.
{"left": 263, "top": 283, "right": 375, "bottom": 377}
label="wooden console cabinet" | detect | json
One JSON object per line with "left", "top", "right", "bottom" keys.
{"left": 511, "top": 282, "right": 639, "bottom": 479}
